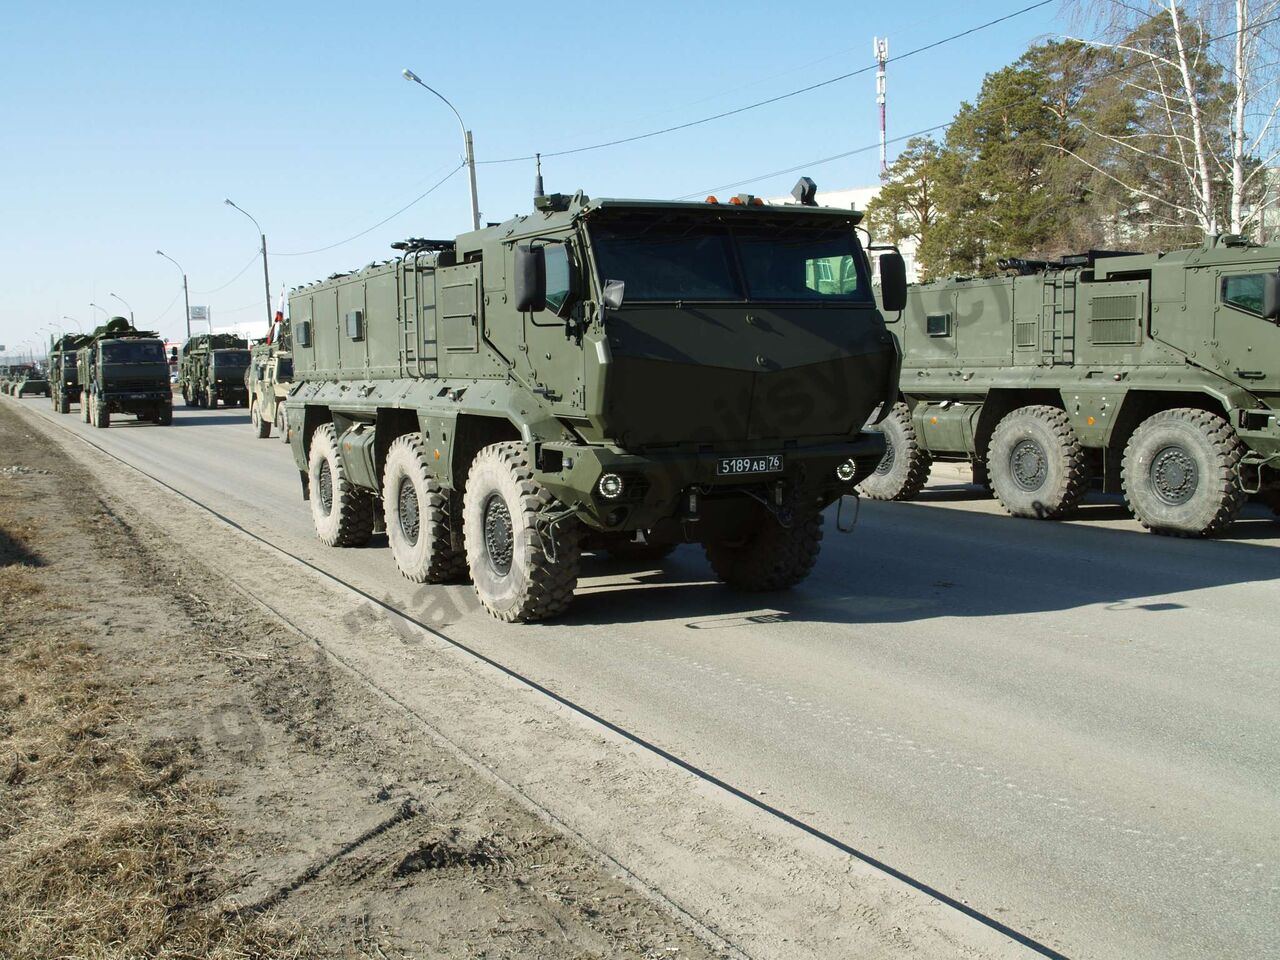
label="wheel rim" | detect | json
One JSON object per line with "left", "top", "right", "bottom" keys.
{"left": 318, "top": 459, "right": 334, "bottom": 514}
{"left": 1009, "top": 438, "right": 1048, "bottom": 491}
{"left": 874, "top": 436, "right": 897, "bottom": 476}
{"left": 1150, "top": 444, "right": 1198, "bottom": 506}
{"left": 397, "top": 476, "right": 420, "bottom": 546}
{"left": 483, "top": 494, "right": 514, "bottom": 576}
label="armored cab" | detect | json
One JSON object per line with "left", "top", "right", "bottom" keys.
{"left": 288, "top": 189, "right": 905, "bottom": 621}
{"left": 49, "top": 333, "right": 89, "bottom": 413}
{"left": 179, "top": 333, "right": 251, "bottom": 408}
{"left": 76, "top": 317, "right": 173, "bottom": 428}
{"left": 246, "top": 337, "right": 293, "bottom": 439}
{"left": 865, "top": 236, "right": 1280, "bottom": 535}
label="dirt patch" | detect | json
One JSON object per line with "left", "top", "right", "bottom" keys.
{"left": 0, "top": 401, "right": 720, "bottom": 959}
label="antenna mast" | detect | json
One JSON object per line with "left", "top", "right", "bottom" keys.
{"left": 874, "top": 37, "right": 889, "bottom": 176}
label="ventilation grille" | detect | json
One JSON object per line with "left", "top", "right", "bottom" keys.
{"left": 1015, "top": 321, "right": 1038, "bottom": 348}
{"left": 1089, "top": 295, "right": 1139, "bottom": 344}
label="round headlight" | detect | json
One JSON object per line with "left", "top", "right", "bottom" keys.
{"left": 598, "top": 473, "right": 624, "bottom": 499}
{"left": 836, "top": 459, "right": 857, "bottom": 482}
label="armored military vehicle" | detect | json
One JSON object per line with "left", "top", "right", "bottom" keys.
{"left": 862, "top": 235, "right": 1280, "bottom": 536}
{"left": 246, "top": 338, "right": 293, "bottom": 438}
{"left": 76, "top": 317, "right": 173, "bottom": 428}
{"left": 287, "top": 185, "right": 905, "bottom": 621}
{"left": 179, "top": 333, "right": 250, "bottom": 408}
{"left": 49, "top": 334, "right": 88, "bottom": 413}
{"left": 1, "top": 363, "right": 34, "bottom": 396}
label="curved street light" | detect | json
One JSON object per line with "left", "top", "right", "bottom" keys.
{"left": 402, "top": 68, "right": 480, "bottom": 231}
{"left": 89, "top": 302, "right": 110, "bottom": 319}
{"left": 224, "top": 198, "right": 273, "bottom": 328}
{"left": 156, "top": 249, "right": 192, "bottom": 341}
{"left": 109, "top": 292, "right": 134, "bottom": 324}
{"left": 62, "top": 315, "right": 84, "bottom": 332}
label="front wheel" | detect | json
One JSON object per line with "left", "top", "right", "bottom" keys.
{"left": 57, "top": 391, "right": 70, "bottom": 415}
{"left": 859, "top": 402, "right": 932, "bottom": 501}
{"left": 382, "top": 433, "right": 466, "bottom": 583}
{"left": 251, "top": 401, "right": 270, "bottom": 438}
{"left": 91, "top": 391, "right": 109, "bottom": 429}
{"left": 307, "top": 423, "right": 376, "bottom": 547}
{"left": 705, "top": 505, "right": 823, "bottom": 591}
{"left": 463, "top": 442, "right": 580, "bottom": 622}
{"left": 1122, "top": 408, "right": 1245, "bottom": 537}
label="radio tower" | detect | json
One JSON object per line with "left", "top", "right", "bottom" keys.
{"left": 874, "top": 37, "right": 889, "bottom": 177}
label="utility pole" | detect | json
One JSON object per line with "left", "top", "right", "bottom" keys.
{"left": 157, "top": 250, "right": 192, "bottom": 341}
{"left": 402, "top": 69, "right": 481, "bottom": 230}
{"left": 224, "top": 199, "right": 273, "bottom": 329}
{"left": 874, "top": 37, "right": 889, "bottom": 177}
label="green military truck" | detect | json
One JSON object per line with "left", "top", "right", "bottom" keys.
{"left": 246, "top": 339, "right": 293, "bottom": 439}
{"left": 2, "top": 363, "right": 43, "bottom": 397}
{"left": 863, "top": 235, "right": 1280, "bottom": 536}
{"left": 287, "top": 187, "right": 905, "bottom": 621}
{"left": 76, "top": 317, "right": 173, "bottom": 428}
{"left": 179, "top": 333, "right": 251, "bottom": 408}
{"left": 49, "top": 334, "right": 88, "bottom": 413}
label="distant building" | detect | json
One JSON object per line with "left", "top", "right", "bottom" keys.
{"left": 768, "top": 184, "right": 921, "bottom": 282}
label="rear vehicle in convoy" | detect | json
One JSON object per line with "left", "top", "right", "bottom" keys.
{"left": 76, "top": 317, "right": 173, "bottom": 427}
{"left": 49, "top": 334, "right": 88, "bottom": 413}
{"left": 287, "top": 185, "right": 905, "bottom": 621}
{"left": 246, "top": 338, "right": 293, "bottom": 438}
{"left": 179, "top": 333, "right": 250, "bottom": 408}
{"left": 864, "top": 235, "right": 1280, "bottom": 535}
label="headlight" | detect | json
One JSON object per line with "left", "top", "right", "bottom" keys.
{"left": 836, "top": 459, "right": 857, "bottom": 482}
{"left": 597, "top": 473, "right": 624, "bottom": 499}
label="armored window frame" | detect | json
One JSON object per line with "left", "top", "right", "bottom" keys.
{"left": 296, "top": 321, "right": 312, "bottom": 348}
{"left": 345, "top": 310, "right": 364, "bottom": 341}
{"left": 1221, "top": 273, "right": 1265, "bottom": 316}
{"left": 925, "top": 313, "right": 952, "bottom": 338}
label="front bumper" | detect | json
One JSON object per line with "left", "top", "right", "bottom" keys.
{"left": 535, "top": 433, "right": 886, "bottom": 532}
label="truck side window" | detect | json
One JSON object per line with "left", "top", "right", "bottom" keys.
{"left": 545, "top": 244, "right": 573, "bottom": 316}
{"left": 1222, "top": 274, "right": 1264, "bottom": 314}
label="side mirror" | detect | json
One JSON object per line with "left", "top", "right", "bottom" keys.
{"left": 1263, "top": 273, "right": 1280, "bottom": 321}
{"left": 513, "top": 245, "right": 547, "bottom": 312}
{"left": 601, "top": 279, "right": 626, "bottom": 311}
{"left": 169, "top": 346, "right": 178, "bottom": 360}
{"left": 878, "top": 252, "right": 907, "bottom": 313}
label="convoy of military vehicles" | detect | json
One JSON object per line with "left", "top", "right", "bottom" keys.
{"left": 4, "top": 183, "right": 1278, "bottom": 619}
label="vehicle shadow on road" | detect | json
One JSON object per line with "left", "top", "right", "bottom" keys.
{"left": 168, "top": 414, "right": 251, "bottom": 427}
{"left": 560, "top": 501, "right": 1280, "bottom": 628}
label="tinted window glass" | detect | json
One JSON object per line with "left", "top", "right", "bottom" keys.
{"left": 736, "top": 226, "right": 870, "bottom": 302}
{"left": 277, "top": 358, "right": 293, "bottom": 379}
{"left": 1222, "top": 274, "right": 1264, "bottom": 314}
{"left": 591, "top": 225, "right": 739, "bottom": 301}
{"left": 213, "top": 351, "right": 249, "bottom": 367}
{"left": 545, "top": 245, "right": 573, "bottom": 316}
{"left": 101, "top": 341, "right": 165, "bottom": 363}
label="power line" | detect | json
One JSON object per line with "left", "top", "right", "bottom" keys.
{"left": 679, "top": 14, "right": 1280, "bottom": 201}
{"left": 192, "top": 248, "right": 262, "bottom": 295}
{"left": 275, "top": 164, "right": 464, "bottom": 257}
{"left": 475, "top": 0, "right": 1056, "bottom": 166}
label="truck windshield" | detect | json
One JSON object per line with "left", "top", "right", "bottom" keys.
{"left": 213, "top": 351, "right": 249, "bottom": 367}
{"left": 277, "top": 358, "right": 293, "bottom": 379}
{"left": 590, "top": 220, "right": 871, "bottom": 304}
{"left": 101, "top": 341, "right": 165, "bottom": 363}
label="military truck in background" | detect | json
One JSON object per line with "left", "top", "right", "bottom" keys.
{"left": 179, "top": 333, "right": 250, "bottom": 408}
{"left": 1, "top": 363, "right": 41, "bottom": 396}
{"left": 863, "top": 235, "right": 1280, "bottom": 535}
{"left": 287, "top": 185, "right": 905, "bottom": 621}
{"left": 76, "top": 317, "right": 173, "bottom": 428}
{"left": 246, "top": 338, "right": 293, "bottom": 439}
{"left": 49, "top": 333, "right": 88, "bottom": 413}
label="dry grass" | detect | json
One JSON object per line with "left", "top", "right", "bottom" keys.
{"left": 0, "top": 571, "right": 305, "bottom": 960}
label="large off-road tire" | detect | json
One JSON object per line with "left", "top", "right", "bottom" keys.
{"left": 987, "top": 405, "right": 1087, "bottom": 520}
{"left": 462, "top": 442, "right": 580, "bottom": 622}
{"left": 156, "top": 405, "right": 173, "bottom": 426}
{"left": 57, "top": 391, "right": 70, "bottom": 415}
{"left": 600, "top": 532, "right": 678, "bottom": 564}
{"left": 90, "top": 390, "right": 109, "bottom": 429}
{"left": 80, "top": 391, "right": 91, "bottom": 423}
{"left": 382, "top": 433, "right": 466, "bottom": 583}
{"left": 859, "top": 402, "right": 931, "bottom": 501}
{"left": 1122, "top": 408, "right": 1245, "bottom": 537}
{"left": 251, "top": 400, "right": 270, "bottom": 438}
{"left": 705, "top": 505, "right": 823, "bottom": 591}
{"left": 307, "top": 423, "right": 376, "bottom": 547}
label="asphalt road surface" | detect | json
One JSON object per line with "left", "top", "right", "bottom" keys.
{"left": 18, "top": 396, "right": 1280, "bottom": 960}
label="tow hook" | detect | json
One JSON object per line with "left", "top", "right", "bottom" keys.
{"left": 836, "top": 492, "right": 860, "bottom": 533}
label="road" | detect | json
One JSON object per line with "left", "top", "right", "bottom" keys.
{"left": 17, "top": 395, "right": 1280, "bottom": 960}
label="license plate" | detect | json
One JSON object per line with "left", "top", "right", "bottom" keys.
{"left": 716, "top": 454, "right": 784, "bottom": 476}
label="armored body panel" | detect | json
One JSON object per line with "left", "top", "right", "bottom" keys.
{"left": 76, "top": 317, "right": 172, "bottom": 427}
{"left": 49, "top": 333, "right": 89, "bottom": 413}
{"left": 288, "top": 192, "right": 903, "bottom": 620}
{"left": 179, "top": 333, "right": 250, "bottom": 408}
{"left": 246, "top": 339, "right": 292, "bottom": 438}
{"left": 865, "top": 236, "right": 1280, "bottom": 535}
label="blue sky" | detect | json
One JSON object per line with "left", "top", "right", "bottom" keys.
{"left": 0, "top": 0, "right": 1068, "bottom": 351}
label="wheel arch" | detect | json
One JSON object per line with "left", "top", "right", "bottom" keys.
{"left": 974, "top": 388, "right": 1064, "bottom": 462}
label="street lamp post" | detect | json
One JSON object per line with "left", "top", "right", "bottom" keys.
{"left": 402, "top": 68, "right": 481, "bottom": 231}
{"left": 224, "top": 199, "right": 273, "bottom": 329}
{"left": 109, "top": 292, "right": 134, "bottom": 325}
{"left": 156, "top": 250, "right": 192, "bottom": 341}
{"left": 62, "top": 316, "right": 83, "bottom": 333}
